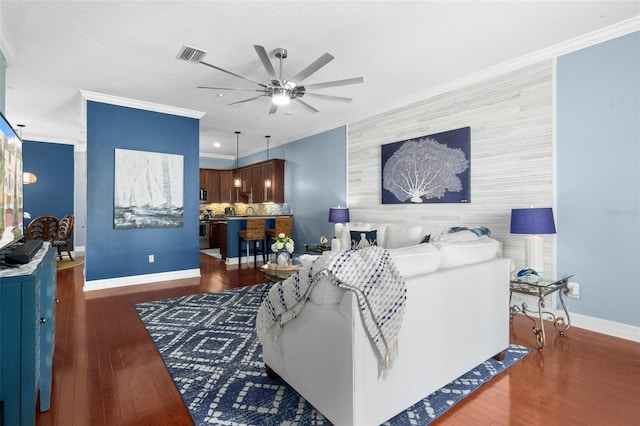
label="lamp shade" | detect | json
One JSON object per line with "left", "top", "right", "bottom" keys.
{"left": 510, "top": 208, "right": 556, "bottom": 234}
{"left": 328, "top": 207, "right": 350, "bottom": 223}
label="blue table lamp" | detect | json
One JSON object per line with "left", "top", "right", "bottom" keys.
{"left": 328, "top": 207, "right": 350, "bottom": 251}
{"left": 510, "top": 207, "right": 556, "bottom": 277}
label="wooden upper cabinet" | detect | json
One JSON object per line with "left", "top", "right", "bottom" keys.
{"left": 219, "top": 170, "right": 233, "bottom": 203}
{"left": 207, "top": 170, "right": 221, "bottom": 202}
{"left": 267, "top": 159, "right": 285, "bottom": 203}
{"left": 258, "top": 159, "right": 284, "bottom": 203}
{"left": 251, "top": 165, "right": 264, "bottom": 203}
{"left": 199, "top": 169, "right": 208, "bottom": 189}
{"left": 200, "top": 159, "right": 285, "bottom": 204}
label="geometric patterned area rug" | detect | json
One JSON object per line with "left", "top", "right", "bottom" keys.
{"left": 135, "top": 285, "right": 530, "bottom": 425}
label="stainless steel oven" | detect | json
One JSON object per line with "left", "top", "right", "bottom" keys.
{"left": 199, "top": 221, "right": 209, "bottom": 249}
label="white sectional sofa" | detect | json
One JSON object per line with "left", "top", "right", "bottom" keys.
{"left": 260, "top": 222, "right": 511, "bottom": 425}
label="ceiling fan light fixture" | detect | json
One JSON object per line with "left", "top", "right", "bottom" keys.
{"left": 272, "top": 88, "right": 291, "bottom": 106}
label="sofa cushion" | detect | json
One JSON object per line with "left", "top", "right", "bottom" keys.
{"left": 350, "top": 230, "right": 378, "bottom": 250}
{"left": 447, "top": 226, "right": 492, "bottom": 237}
{"left": 387, "top": 243, "right": 441, "bottom": 278}
{"left": 341, "top": 223, "right": 389, "bottom": 250}
{"left": 432, "top": 229, "right": 480, "bottom": 242}
{"left": 432, "top": 237, "right": 500, "bottom": 269}
{"left": 384, "top": 224, "right": 425, "bottom": 249}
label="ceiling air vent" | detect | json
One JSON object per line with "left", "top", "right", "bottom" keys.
{"left": 176, "top": 45, "right": 207, "bottom": 63}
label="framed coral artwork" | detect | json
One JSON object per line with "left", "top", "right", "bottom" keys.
{"left": 381, "top": 127, "right": 470, "bottom": 204}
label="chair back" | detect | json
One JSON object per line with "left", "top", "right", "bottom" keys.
{"left": 271, "top": 217, "right": 293, "bottom": 237}
{"left": 242, "top": 218, "right": 266, "bottom": 241}
{"left": 57, "top": 215, "right": 75, "bottom": 239}
{"left": 27, "top": 215, "right": 59, "bottom": 241}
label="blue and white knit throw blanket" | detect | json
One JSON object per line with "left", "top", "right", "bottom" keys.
{"left": 256, "top": 246, "right": 407, "bottom": 375}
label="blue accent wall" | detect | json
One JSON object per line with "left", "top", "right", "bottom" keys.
{"left": 282, "top": 127, "right": 347, "bottom": 248}
{"left": 203, "top": 126, "right": 347, "bottom": 252}
{"left": 86, "top": 101, "right": 200, "bottom": 281}
{"left": 23, "top": 141, "right": 74, "bottom": 236}
{"left": 557, "top": 32, "right": 640, "bottom": 326}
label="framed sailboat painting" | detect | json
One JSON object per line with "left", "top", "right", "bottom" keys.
{"left": 113, "top": 148, "right": 184, "bottom": 229}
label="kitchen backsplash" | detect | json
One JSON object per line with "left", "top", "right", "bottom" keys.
{"left": 200, "top": 203, "right": 292, "bottom": 217}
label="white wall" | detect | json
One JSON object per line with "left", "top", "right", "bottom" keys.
{"left": 347, "top": 60, "right": 554, "bottom": 275}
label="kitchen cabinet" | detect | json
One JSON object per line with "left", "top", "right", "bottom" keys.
{"left": 200, "top": 159, "right": 285, "bottom": 204}
{"left": 219, "top": 170, "right": 233, "bottom": 203}
{"left": 199, "top": 169, "right": 208, "bottom": 189}
{"left": 0, "top": 246, "right": 57, "bottom": 426}
{"left": 200, "top": 169, "right": 234, "bottom": 203}
{"left": 209, "top": 220, "right": 221, "bottom": 248}
{"left": 219, "top": 222, "right": 228, "bottom": 260}
{"left": 207, "top": 170, "right": 221, "bottom": 202}
{"left": 262, "top": 159, "right": 285, "bottom": 203}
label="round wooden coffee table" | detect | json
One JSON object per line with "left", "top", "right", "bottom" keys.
{"left": 260, "top": 260, "right": 301, "bottom": 299}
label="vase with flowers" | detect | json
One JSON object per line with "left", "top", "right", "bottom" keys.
{"left": 271, "top": 233, "right": 295, "bottom": 266}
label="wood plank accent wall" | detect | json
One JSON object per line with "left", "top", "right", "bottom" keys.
{"left": 347, "top": 60, "right": 554, "bottom": 273}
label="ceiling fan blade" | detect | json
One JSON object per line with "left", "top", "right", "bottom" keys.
{"left": 290, "top": 53, "right": 334, "bottom": 83}
{"left": 303, "top": 77, "right": 364, "bottom": 91}
{"left": 268, "top": 103, "right": 279, "bottom": 115}
{"left": 293, "top": 98, "right": 319, "bottom": 113}
{"left": 199, "top": 60, "right": 268, "bottom": 88}
{"left": 198, "top": 86, "right": 263, "bottom": 92}
{"left": 227, "top": 95, "right": 265, "bottom": 106}
{"left": 254, "top": 45, "right": 278, "bottom": 81}
{"left": 301, "top": 92, "right": 353, "bottom": 103}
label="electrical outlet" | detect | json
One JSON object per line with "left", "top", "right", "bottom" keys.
{"left": 149, "top": 254, "right": 155, "bottom": 263}
{"left": 567, "top": 281, "right": 579, "bottom": 298}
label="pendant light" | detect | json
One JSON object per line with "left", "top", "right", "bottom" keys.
{"left": 233, "top": 131, "right": 241, "bottom": 188}
{"left": 264, "top": 135, "right": 272, "bottom": 189}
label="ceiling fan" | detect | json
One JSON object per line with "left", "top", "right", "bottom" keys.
{"left": 176, "top": 44, "right": 364, "bottom": 114}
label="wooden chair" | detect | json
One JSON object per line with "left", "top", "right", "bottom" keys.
{"left": 52, "top": 214, "right": 75, "bottom": 260}
{"left": 266, "top": 217, "right": 293, "bottom": 258}
{"left": 238, "top": 218, "right": 266, "bottom": 267}
{"left": 27, "top": 215, "right": 59, "bottom": 242}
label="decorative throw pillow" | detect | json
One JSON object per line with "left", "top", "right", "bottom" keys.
{"left": 419, "top": 234, "right": 431, "bottom": 244}
{"left": 350, "top": 230, "right": 377, "bottom": 250}
{"left": 448, "top": 226, "right": 492, "bottom": 237}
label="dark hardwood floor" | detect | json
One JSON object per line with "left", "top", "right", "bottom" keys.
{"left": 37, "top": 254, "right": 640, "bottom": 426}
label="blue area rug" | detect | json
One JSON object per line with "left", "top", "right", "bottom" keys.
{"left": 136, "top": 284, "right": 529, "bottom": 425}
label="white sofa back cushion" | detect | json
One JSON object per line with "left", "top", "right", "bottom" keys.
{"left": 432, "top": 236, "right": 500, "bottom": 269}
{"left": 342, "top": 222, "right": 433, "bottom": 250}
{"left": 384, "top": 224, "right": 425, "bottom": 249}
{"left": 387, "top": 243, "right": 441, "bottom": 278}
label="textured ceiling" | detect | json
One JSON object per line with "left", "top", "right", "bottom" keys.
{"left": 1, "top": 1, "right": 638, "bottom": 158}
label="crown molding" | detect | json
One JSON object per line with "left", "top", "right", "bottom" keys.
{"left": 280, "top": 16, "right": 640, "bottom": 146}
{"left": 80, "top": 90, "right": 206, "bottom": 119}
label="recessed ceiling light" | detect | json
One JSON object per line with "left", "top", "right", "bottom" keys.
{"left": 213, "top": 142, "right": 221, "bottom": 148}
{"left": 217, "top": 93, "right": 224, "bottom": 97}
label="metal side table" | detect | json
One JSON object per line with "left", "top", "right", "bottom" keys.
{"left": 509, "top": 275, "right": 573, "bottom": 350}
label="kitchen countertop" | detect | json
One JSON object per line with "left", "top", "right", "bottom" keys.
{"left": 224, "top": 215, "right": 292, "bottom": 220}
{"left": 200, "top": 215, "right": 292, "bottom": 223}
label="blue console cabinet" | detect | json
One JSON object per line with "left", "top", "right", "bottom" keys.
{"left": 0, "top": 245, "right": 57, "bottom": 425}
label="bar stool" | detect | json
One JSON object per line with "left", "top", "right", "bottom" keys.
{"left": 266, "top": 217, "right": 294, "bottom": 259}
{"left": 238, "top": 218, "right": 267, "bottom": 267}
